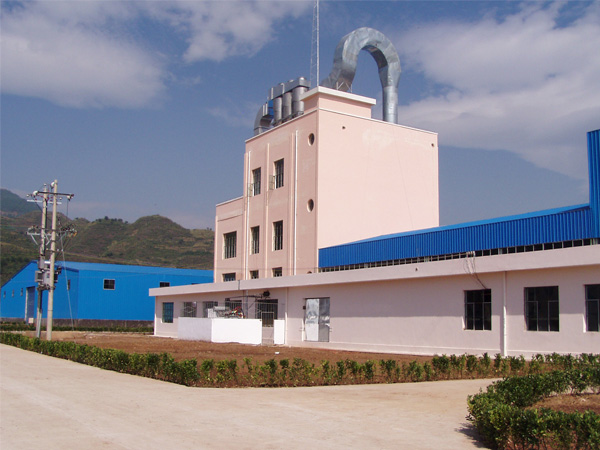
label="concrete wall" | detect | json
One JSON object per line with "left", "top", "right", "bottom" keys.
{"left": 178, "top": 317, "right": 262, "bottom": 345}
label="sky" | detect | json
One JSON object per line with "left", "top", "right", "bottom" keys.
{"left": 2, "top": 0, "right": 599, "bottom": 230}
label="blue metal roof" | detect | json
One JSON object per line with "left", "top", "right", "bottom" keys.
{"left": 55, "top": 261, "right": 212, "bottom": 277}
{"left": 319, "top": 129, "right": 600, "bottom": 268}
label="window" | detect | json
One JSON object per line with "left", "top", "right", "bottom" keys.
{"left": 256, "top": 299, "right": 278, "bottom": 327}
{"left": 203, "top": 301, "right": 219, "bottom": 318}
{"left": 67, "top": 280, "right": 71, "bottom": 291}
{"left": 182, "top": 302, "right": 197, "bottom": 318}
{"left": 586, "top": 284, "right": 600, "bottom": 332}
{"left": 273, "top": 220, "right": 283, "bottom": 251}
{"left": 274, "top": 159, "right": 284, "bottom": 189}
{"left": 250, "top": 270, "right": 259, "bottom": 279}
{"left": 525, "top": 286, "right": 559, "bottom": 332}
{"left": 20, "top": 288, "right": 23, "bottom": 296}
{"left": 251, "top": 226, "right": 260, "bottom": 254}
{"left": 223, "top": 272, "right": 236, "bottom": 282}
{"left": 159, "top": 281, "right": 170, "bottom": 287}
{"left": 162, "top": 302, "right": 174, "bottom": 323}
{"left": 223, "top": 231, "right": 237, "bottom": 259}
{"left": 272, "top": 267, "right": 282, "bottom": 277}
{"left": 251, "top": 168, "right": 261, "bottom": 196}
{"left": 103, "top": 279, "right": 115, "bottom": 290}
{"left": 465, "top": 289, "right": 491, "bottom": 330}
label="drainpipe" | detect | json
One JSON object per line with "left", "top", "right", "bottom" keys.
{"left": 502, "top": 271, "right": 508, "bottom": 357}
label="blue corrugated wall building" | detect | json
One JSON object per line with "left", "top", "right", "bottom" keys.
{"left": 319, "top": 129, "right": 600, "bottom": 269}
{"left": 1, "top": 261, "right": 213, "bottom": 323}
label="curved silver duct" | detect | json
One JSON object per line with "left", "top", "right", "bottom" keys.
{"left": 320, "top": 27, "right": 401, "bottom": 124}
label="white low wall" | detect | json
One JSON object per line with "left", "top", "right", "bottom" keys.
{"left": 178, "top": 317, "right": 262, "bottom": 345}
{"left": 273, "top": 320, "right": 285, "bottom": 345}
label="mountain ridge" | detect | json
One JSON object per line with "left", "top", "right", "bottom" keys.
{"left": 1, "top": 189, "right": 214, "bottom": 284}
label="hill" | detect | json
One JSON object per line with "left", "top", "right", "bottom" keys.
{"left": 1, "top": 190, "right": 214, "bottom": 284}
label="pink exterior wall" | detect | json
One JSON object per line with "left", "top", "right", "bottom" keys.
{"left": 214, "top": 197, "right": 243, "bottom": 282}
{"left": 214, "top": 87, "right": 438, "bottom": 281}
{"left": 153, "top": 245, "right": 600, "bottom": 356}
{"left": 315, "top": 104, "right": 439, "bottom": 248}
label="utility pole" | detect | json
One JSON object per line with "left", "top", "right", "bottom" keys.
{"left": 33, "top": 186, "right": 49, "bottom": 338}
{"left": 28, "top": 180, "right": 74, "bottom": 340}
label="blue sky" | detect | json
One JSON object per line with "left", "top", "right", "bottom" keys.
{"left": 2, "top": 1, "right": 599, "bottom": 230}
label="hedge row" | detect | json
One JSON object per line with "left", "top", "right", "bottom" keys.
{"left": 0, "top": 323, "right": 153, "bottom": 333}
{"left": 467, "top": 367, "right": 600, "bottom": 449}
{"left": 2, "top": 332, "right": 599, "bottom": 391}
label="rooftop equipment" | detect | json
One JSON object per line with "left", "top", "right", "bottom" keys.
{"left": 253, "top": 27, "right": 401, "bottom": 136}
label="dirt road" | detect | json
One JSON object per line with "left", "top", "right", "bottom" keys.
{"left": 1, "top": 344, "right": 493, "bottom": 449}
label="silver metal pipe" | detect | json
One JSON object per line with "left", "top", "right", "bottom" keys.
{"left": 320, "top": 27, "right": 401, "bottom": 124}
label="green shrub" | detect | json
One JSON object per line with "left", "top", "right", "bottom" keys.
{"left": 468, "top": 362, "right": 600, "bottom": 449}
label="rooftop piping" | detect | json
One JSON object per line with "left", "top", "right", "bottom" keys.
{"left": 253, "top": 27, "right": 401, "bottom": 136}
{"left": 320, "top": 27, "right": 401, "bottom": 124}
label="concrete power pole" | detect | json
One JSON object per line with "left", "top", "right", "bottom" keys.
{"left": 28, "top": 180, "right": 74, "bottom": 340}
{"left": 34, "top": 187, "right": 49, "bottom": 339}
{"left": 46, "top": 181, "right": 59, "bottom": 340}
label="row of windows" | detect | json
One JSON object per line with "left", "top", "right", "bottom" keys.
{"left": 2, "top": 279, "right": 168, "bottom": 297}
{"left": 223, "top": 220, "right": 284, "bottom": 260}
{"left": 465, "top": 285, "right": 600, "bottom": 332}
{"left": 161, "top": 300, "right": 279, "bottom": 326}
{"left": 102, "top": 280, "right": 170, "bottom": 290}
{"left": 222, "top": 267, "right": 283, "bottom": 282}
{"left": 250, "top": 159, "right": 284, "bottom": 197}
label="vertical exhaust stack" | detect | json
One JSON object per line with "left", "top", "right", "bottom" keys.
{"left": 320, "top": 27, "right": 401, "bottom": 124}
{"left": 254, "top": 77, "right": 310, "bottom": 136}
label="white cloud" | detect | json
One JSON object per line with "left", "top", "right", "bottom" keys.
{"left": 0, "top": 1, "right": 310, "bottom": 108}
{"left": 146, "top": 1, "right": 310, "bottom": 63}
{"left": 1, "top": 1, "right": 166, "bottom": 108}
{"left": 393, "top": 2, "right": 600, "bottom": 178}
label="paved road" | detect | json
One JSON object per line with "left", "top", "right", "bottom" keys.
{"left": 1, "top": 344, "right": 493, "bottom": 449}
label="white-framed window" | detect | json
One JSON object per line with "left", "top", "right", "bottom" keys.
{"left": 273, "top": 220, "right": 283, "bottom": 251}
{"left": 251, "top": 226, "right": 260, "bottom": 254}
{"left": 525, "top": 286, "right": 559, "bottom": 332}
{"left": 251, "top": 168, "right": 261, "bottom": 196}
{"left": 273, "top": 159, "right": 284, "bottom": 189}
{"left": 223, "top": 272, "right": 236, "bottom": 282}
{"left": 464, "top": 289, "right": 491, "bottom": 330}
{"left": 586, "top": 284, "right": 600, "bottom": 332}
{"left": 223, "top": 231, "right": 237, "bottom": 259}
{"left": 103, "top": 279, "right": 115, "bottom": 290}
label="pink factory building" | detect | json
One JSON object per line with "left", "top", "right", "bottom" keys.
{"left": 152, "top": 28, "right": 599, "bottom": 357}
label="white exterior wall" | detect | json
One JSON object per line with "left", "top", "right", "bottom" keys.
{"left": 152, "top": 245, "right": 600, "bottom": 356}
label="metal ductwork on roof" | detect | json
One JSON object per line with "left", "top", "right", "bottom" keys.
{"left": 253, "top": 77, "right": 310, "bottom": 136}
{"left": 253, "top": 27, "right": 401, "bottom": 136}
{"left": 320, "top": 27, "right": 401, "bottom": 124}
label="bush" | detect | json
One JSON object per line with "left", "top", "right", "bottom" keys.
{"left": 468, "top": 363, "right": 600, "bottom": 449}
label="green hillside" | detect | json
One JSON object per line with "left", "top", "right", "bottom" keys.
{"left": 1, "top": 190, "right": 214, "bottom": 284}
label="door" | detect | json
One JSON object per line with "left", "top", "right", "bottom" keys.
{"left": 304, "top": 298, "right": 330, "bottom": 342}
